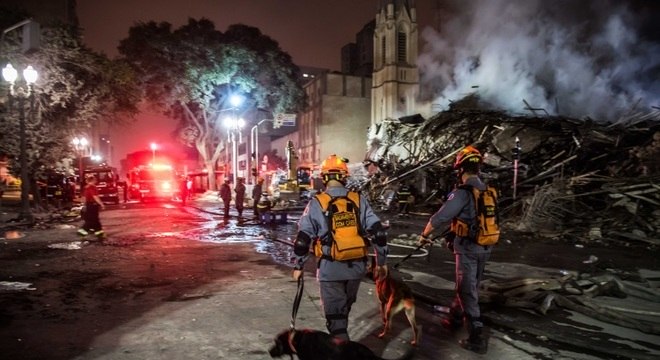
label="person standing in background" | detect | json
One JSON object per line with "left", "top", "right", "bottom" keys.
{"left": 234, "top": 177, "right": 246, "bottom": 218}
{"left": 219, "top": 179, "right": 231, "bottom": 218}
{"left": 252, "top": 177, "right": 264, "bottom": 218}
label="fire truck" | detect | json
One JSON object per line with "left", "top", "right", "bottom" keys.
{"left": 128, "top": 164, "right": 178, "bottom": 202}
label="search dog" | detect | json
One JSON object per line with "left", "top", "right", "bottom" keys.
{"left": 268, "top": 328, "right": 415, "bottom": 360}
{"left": 368, "top": 259, "right": 419, "bottom": 346}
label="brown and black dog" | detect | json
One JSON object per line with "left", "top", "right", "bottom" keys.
{"left": 368, "top": 259, "right": 419, "bottom": 346}
{"left": 268, "top": 328, "right": 415, "bottom": 360}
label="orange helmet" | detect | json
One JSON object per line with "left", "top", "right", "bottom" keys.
{"left": 454, "top": 145, "right": 482, "bottom": 169}
{"left": 320, "top": 154, "right": 349, "bottom": 183}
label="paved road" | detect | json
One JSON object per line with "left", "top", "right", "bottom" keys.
{"left": 0, "top": 193, "right": 658, "bottom": 359}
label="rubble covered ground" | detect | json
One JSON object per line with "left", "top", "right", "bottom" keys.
{"left": 363, "top": 95, "right": 659, "bottom": 245}
{"left": 358, "top": 95, "right": 660, "bottom": 352}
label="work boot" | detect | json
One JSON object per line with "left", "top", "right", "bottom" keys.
{"left": 459, "top": 322, "right": 488, "bottom": 354}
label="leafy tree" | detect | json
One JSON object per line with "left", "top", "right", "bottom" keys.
{"left": 0, "top": 11, "right": 140, "bottom": 212}
{"left": 118, "top": 19, "right": 305, "bottom": 189}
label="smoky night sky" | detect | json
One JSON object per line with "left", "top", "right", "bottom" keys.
{"left": 419, "top": 0, "right": 660, "bottom": 122}
{"left": 75, "top": 0, "right": 659, "bottom": 166}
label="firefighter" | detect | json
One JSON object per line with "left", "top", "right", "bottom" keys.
{"left": 77, "top": 175, "right": 106, "bottom": 239}
{"left": 219, "top": 179, "right": 231, "bottom": 218}
{"left": 252, "top": 177, "right": 264, "bottom": 218}
{"left": 235, "top": 177, "right": 246, "bottom": 218}
{"left": 292, "top": 154, "right": 389, "bottom": 341}
{"left": 418, "top": 145, "right": 490, "bottom": 354}
{"left": 179, "top": 175, "right": 189, "bottom": 206}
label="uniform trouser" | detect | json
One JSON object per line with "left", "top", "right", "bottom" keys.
{"left": 319, "top": 279, "right": 361, "bottom": 341}
{"left": 451, "top": 252, "right": 490, "bottom": 331}
{"left": 235, "top": 198, "right": 244, "bottom": 216}
{"left": 222, "top": 199, "right": 230, "bottom": 216}
{"left": 252, "top": 196, "right": 261, "bottom": 216}
{"left": 82, "top": 203, "right": 102, "bottom": 232}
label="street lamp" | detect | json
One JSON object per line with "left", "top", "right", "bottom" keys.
{"left": 150, "top": 142, "right": 157, "bottom": 164}
{"left": 3, "top": 63, "right": 37, "bottom": 222}
{"left": 224, "top": 116, "right": 245, "bottom": 186}
{"left": 72, "top": 136, "right": 88, "bottom": 190}
{"left": 224, "top": 94, "right": 244, "bottom": 186}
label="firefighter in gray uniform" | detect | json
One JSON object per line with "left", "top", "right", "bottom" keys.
{"left": 418, "top": 145, "right": 490, "bottom": 354}
{"left": 292, "top": 154, "right": 388, "bottom": 341}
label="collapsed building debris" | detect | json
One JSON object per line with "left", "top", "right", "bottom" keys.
{"left": 364, "top": 97, "right": 660, "bottom": 245}
{"left": 480, "top": 272, "right": 660, "bottom": 335}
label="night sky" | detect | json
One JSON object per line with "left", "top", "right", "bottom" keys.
{"left": 76, "top": 0, "right": 435, "bottom": 167}
{"left": 78, "top": 0, "right": 435, "bottom": 71}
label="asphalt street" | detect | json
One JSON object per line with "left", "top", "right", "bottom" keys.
{"left": 0, "top": 191, "right": 658, "bottom": 359}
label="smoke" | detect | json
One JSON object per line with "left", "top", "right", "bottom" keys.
{"left": 419, "top": 0, "right": 660, "bottom": 121}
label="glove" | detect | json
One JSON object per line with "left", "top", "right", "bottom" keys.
{"left": 445, "top": 232, "right": 456, "bottom": 252}
{"left": 418, "top": 234, "right": 433, "bottom": 248}
{"left": 446, "top": 239, "right": 454, "bottom": 252}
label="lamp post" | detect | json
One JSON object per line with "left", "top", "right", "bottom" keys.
{"left": 250, "top": 118, "right": 273, "bottom": 183}
{"left": 150, "top": 142, "right": 157, "bottom": 164}
{"left": 224, "top": 115, "right": 245, "bottom": 186}
{"left": 224, "top": 95, "right": 244, "bottom": 186}
{"left": 72, "top": 136, "right": 88, "bottom": 191}
{"left": 3, "top": 63, "right": 37, "bottom": 222}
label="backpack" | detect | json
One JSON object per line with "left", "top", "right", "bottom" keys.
{"left": 451, "top": 184, "right": 500, "bottom": 246}
{"left": 313, "top": 191, "right": 368, "bottom": 261}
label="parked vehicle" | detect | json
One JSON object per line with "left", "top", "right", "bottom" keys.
{"left": 128, "top": 164, "right": 178, "bottom": 202}
{"left": 83, "top": 166, "right": 120, "bottom": 204}
{"left": 45, "top": 172, "right": 67, "bottom": 201}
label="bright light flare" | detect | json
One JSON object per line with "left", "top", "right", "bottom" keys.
{"left": 2, "top": 64, "right": 17, "bottom": 83}
{"left": 152, "top": 164, "right": 173, "bottom": 170}
{"left": 23, "top": 66, "right": 38, "bottom": 84}
{"left": 229, "top": 94, "right": 244, "bottom": 107}
{"left": 224, "top": 117, "right": 245, "bottom": 129}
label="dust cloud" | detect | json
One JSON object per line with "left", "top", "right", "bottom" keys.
{"left": 419, "top": 0, "right": 660, "bottom": 121}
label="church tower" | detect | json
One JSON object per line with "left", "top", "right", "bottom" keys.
{"left": 371, "top": 0, "right": 419, "bottom": 127}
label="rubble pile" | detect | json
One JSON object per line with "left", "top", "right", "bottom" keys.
{"left": 367, "top": 100, "right": 660, "bottom": 245}
{"left": 480, "top": 269, "right": 660, "bottom": 335}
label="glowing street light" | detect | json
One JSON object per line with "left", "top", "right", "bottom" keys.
{"left": 3, "top": 63, "right": 38, "bottom": 222}
{"left": 72, "top": 137, "right": 89, "bottom": 189}
{"left": 229, "top": 94, "right": 244, "bottom": 108}
{"left": 224, "top": 94, "right": 245, "bottom": 186}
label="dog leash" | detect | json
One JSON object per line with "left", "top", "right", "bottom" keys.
{"left": 290, "top": 275, "right": 304, "bottom": 329}
{"left": 393, "top": 229, "right": 450, "bottom": 269}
